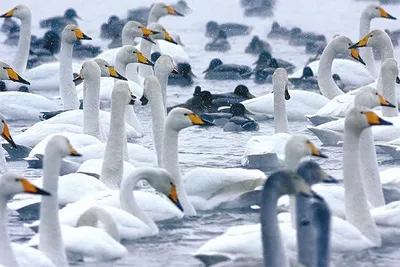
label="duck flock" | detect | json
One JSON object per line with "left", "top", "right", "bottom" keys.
{"left": 1, "top": 0, "right": 400, "bottom": 266}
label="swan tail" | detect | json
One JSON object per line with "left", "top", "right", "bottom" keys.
{"left": 2, "top": 143, "right": 31, "bottom": 159}
{"left": 375, "top": 144, "right": 400, "bottom": 160}
{"left": 193, "top": 253, "right": 231, "bottom": 267}
{"left": 305, "top": 114, "right": 340, "bottom": 126}
{"left": 307, "top": 127, "right": 343, "bottom": 146}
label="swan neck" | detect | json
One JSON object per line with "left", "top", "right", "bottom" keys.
{"left": 115, "top": 59, "right": 127, "bottom": 76}
{"left": 273, "top": 87, "right": 289, "bottom": 134}
{"left": 379, "top": 39, "right": 394, "bottom": 62}
{"left": 100, "top": 90, "right": 126, "bottom": 189}
{"left": 381, "top": 68, "right": 399, "bottom": 117}
{"left": 162, "top": 125, "right": 196, "bottom": 215}
{"left": 261, "top": 186, "right": 289, "bottom": 267}
{"left": 359, "top": 14, "right": 371, "bottom": 38}
{"left": 296, "top": 195, "right": 316, "bottom": 267}
{"left": 147, "top": 10, "right": 160, "bottom": 24}
{"left": 359, "top": 15, "right": 377, "bottom": 78}
{"left": 317, "top": 41, "right": 344, "bottom": 99}
{"left": 14, "top": 13, "right": 31, "bottom": 74}
{"left": 59, "top": 40, "right": 79, "bottom": 109}
{"left": 0, "top": 196, "right": 19, "bottom": 267}
{"left": 40, "top": 149, "right": 68, "bottom": 267}
{"left": 139, "top": 39, "right": 154, "bottom": 77}
{"left": 343, "top": 126, "right": 381, "bottom": 245}
{"left": 0, "top": 147, "right": 7, "bottom": 174}
{"left": 83, "top": 73, "right": 101, "bottom": 140}
{"left": 154, "top": 69, "right": 169, "bottom": 112}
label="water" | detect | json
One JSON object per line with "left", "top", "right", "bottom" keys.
{"left": 2, "top": 0, "right": 400, "bottom": 266}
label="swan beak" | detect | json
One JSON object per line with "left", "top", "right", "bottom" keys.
{"left": 140, "top": 95, "right": 148, "bottom": 106}
{"left": 0, "top": 8, "right": 14, "bottom": 18}
{"left": 4, "top": 67, "right": 30, "bottom": 85}
{"left": 172, "top": 67, "right": 179, "bottom": 74}
{"left": 137, "top": 52, "right": 154, "bottom": 66}
{"left": 1, "top": 121, "right": 17, "bottom": 149}
{"left": 168, "top": 184, "right": 184, "bottom": 212}
{"left": 74, "top": 29, "right": 92, "bottom": 40}
{"left": 108, "top": 66, "right": 127, "bottom": 81}
{"left": 73, "top": 74, "right": 83, "bottom": 82}
{"left": 349, "top": 36, "right": 369, "bottom": 49}
{"left": 364, "top": 111, "right": 393, "bottom": 126}
{"left": 68, "top": 144, "right": 82, "bottom": 157}
{"left": 163, "top": 30, "right": 178, "bottom": 45}
{"left": 378, "top": 93, "right": 396, "bottom": 108}
{"left": 166, "top": 6, "right": 184, "bottom": 16}
{"left": 320, "top": 170, "right": 338, "bottom": 184}
{"left": 379, "top": 7, "right": 397, "bottom": 20}
{"left": 129, "top": 93, "right": 137, "bottom": 105}
{"left": 20, "top": 178, "right": 51, "bottom": 196}
{"left": 396, "top": 77, "right": 400, "bottom": 84}
{"left": 349, "top": 48, "right": 366, "bottom": 65}
{"left": 141, "top": 26, "right": 158, "bottom": 44}
{"left": 284, "top": 85, "right": 291, "bottom": 100}
{"left": 188, "top": 113, "right": 205, "bottom": 125}
{"left": 143, "top": 35, "right": 156, "bottom": 44}
{"left": 308, "top": 140, "right": 328, "bottom": 158}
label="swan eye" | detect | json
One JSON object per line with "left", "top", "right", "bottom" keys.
{"left": 370, "top": 34, "right": 373, "bottom": 37}
{"left": 375, "top": 92, "right": 378, "bottom": 95}
{"left": 348, "top": 43, "right": 351, "bottom": 46}
{"left": 360, "top": 111, "right": 365, "bottom": 114}
{"left": 1, "top": 120, "right": 4, "bottom": 123}
{"left": 183, "top": 113, "right": 188, "bottom": 116}
{"left": 15, "top": 178, "right": 19, "bottom": 182}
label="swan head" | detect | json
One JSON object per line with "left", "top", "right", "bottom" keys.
{"left": 155, "top": 55, "right": 178, "bottom": 75}
{"left": 166, "top": 107, "right": 205, "bottom": 131}
{"left": 331, "top": 36, "right": 366, "bottom": 65}
{"left": 0, "top": 173, "right": 51, "bottom": 198}
{"left": 117, "top": 45, "right": 154, "bottom": 67}
{"left": 349, "top": 29, "right": 390, "bottom": 50}
{"left": 0, "top": 114, "right": 16, "bottom": 149}
{"left": 123, "top": 21, "right": 158, "bottom": 44}
{"left": 113, "top": 80, "right": 137, "bottom": 106}
{"left": 363, "top": 5, "right": 396, "bottom": 20}
{"left": 151, "top": 3, "right": 184, "bottom": 17}
{"left": 0, "top": 61, "right": 30, "bottom": 85}
{"left": 62, "top": 25, "right": 92, "bottom": 43}
{"left": 354, "top": 86, "right": 395, "bottom": 109}
{"left": 345, "top": 106, "right": 392, "bottom": 132}
{"left": 272, "top": 68, "right": 290, "bottom": 100}
{"left": 285, "top": 135, "right": 327, "bottom": 163}
{"left": 296, "top": 161, "right": 338, "bottom": 186}
{"left": 264, "top": 170, "right": 312, "bottom": 197}
{"left": 93, "top": 58, "right": 127, "bottom": 80}
{"left": 45, "top": 135, "right": 82, "bottom": 158}
{"left": 0, "top": 4, "right": 30, "bottom": 20}
{"left": 147, "top": 23, "right": 178, "bottom": 45}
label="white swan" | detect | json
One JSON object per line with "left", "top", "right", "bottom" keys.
{"left": 290, "top": 37, "right": 373, "bottom": 94}
{"left": 0, "top": 61, "right": 59, "bottom": 121}
{"left": 240, "top": 38, "right": 366, "bottom": 120}
{"left": 359, "top": 5, "right": 396, "bottom": 78}
{"left": 0, "top": 5, "right": 31, "bottom": 74}
{"left": 154, "top": 54, "right": 177, "bottom": 111}
{"left": 0, "top": 173, "right": 54, "bottom": 267}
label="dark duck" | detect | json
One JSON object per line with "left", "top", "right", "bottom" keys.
{"left": 167, "top": 87, "right": 213, "bottom": 114}
{"left": 254, "top": 51, "right": 295, "bottom": 83}
{"left": 205, "top": 20, "right": 252, "bottom": 38}
{"left": 211, "top": 84, "right": 256, "bottom": 109}
{"left": 205, "top": 30, "right": 231, "bottom": 52}
{"left": 288, "top": 66, "right": 319, "bottom": 90}
{"left": 245, "top": 35, "right": 272, "bottom": 55}
{"left": 267, "top": 22, "right": 289, "bottom": 39}
{"left": 40, "top": 8, "right": 81, "bottom": 34}
{"left": 204, "top": 58, "right": 252, "bottom": 80}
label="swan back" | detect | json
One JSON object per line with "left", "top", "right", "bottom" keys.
{"left": 272, "top": 68, "right": 289, "bottom": 134}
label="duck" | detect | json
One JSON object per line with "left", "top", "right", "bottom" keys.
{"left": 205, "top": 20, "right": 251, "bottom": 37}
{"left": 290, "top": 36, "right": 373, "bottom": 96}
{"left": 267, "top": 21, "right": 289, "bottom": 39}
{"left": 200, "top": 103, "right": 255, "bottom": 127}
{"left": 167, "top": 88, "right": 213, "bottom": 114}
{"left": 222, "top": 105, "right": 259, "bottom": 132}
{"left": 244, "top": 36, "right": 272, "bottom": 55}
{"left": 0, "top": 173, "right": 54, "bottom": 267}
{"left": 167, "top": 62, "right": 195, "bottom": 87}
{"left": 288, "top": 66, "right": 319, "bottom": 90}
{"left": 254, "top": 50, "right": 296, "bottom": 75}
{"left": 288, "top": 27, "right": 326, "bottom": 47}
{"left": 210, "top": 85, "right": 256, "bottom": 111}
{"left": 204, "top": 58, "right": 252, "bottom": 80}
{"left": 359, "top": 4, "right": 396, "bottom": 78}
{"left": 0, "top": 4, "right": 31, "bottom": 74}
{"left": 39, "top": 8, "right": 81, "bottom": 33}
{"left": 205, "top": 30, "right": 231, "bottom": 52}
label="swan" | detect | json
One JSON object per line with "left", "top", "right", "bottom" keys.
{"left": 27, "top": 205, "right": 128, "bottom": 262}
{"left": 308, "top": 86, "right": 397, "bottom": 146}
{"left": 0, "top": 173, "right": 53, "bottom": 267}
{"left": 154, "top": 54, "right": 178, "bottom": 111}
{"left": 0, "top": 114, "right": 18, "bottom": 173}
{"left": 290, "top": 37, "right": 373, "bottom": 95}
{"left": 0, "top": 4, "right": 31, "bottom": 73}
{"left": 359, "top": 5, "right": 396, "bottom": 78}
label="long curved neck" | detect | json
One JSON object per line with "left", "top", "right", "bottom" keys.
{"left": 285, "top": 153, "right": 302, "bottom": 229}
{"left": 146, "top": 87, "right": 166, "bottom": 167}
{"left": 139, "top": 39, "right": 154, "bottom": 77}
{"left": 377, "top": 36, "right": 394, "bottom": 63}
{"left": 343, "top": 125, "right": 381, "bottom": 245}
{"left": 14, "top": 14, "right": 31, "bottom": 74}
{"left": 313, "top": 199, "right": 331, "bottom": 267}
{"left": 76, "top": 206, "right": 120, "bottom": 241}
{"left": 83, "top": 73, "right": 101, "bottom": 140}
{"left": 120, "top": 168, "right": 159, "bottom": 233}
{"left": 261, "top": 185, "right": 289, "bottom": 267}
{"left": 161, "top": 125, "right": 196, "bottom": 215}
{"left": 39, "top": 149, "right": 68, "bottom": 267}
{"left": 59, "top": 40, "right": 79, "bottom": 109}
{"left": 273, "top": 89, "right": 289, "bottom": 134}
{"left": 0, "top": 196, "right": 19, "bottom": 267}
{"left": 154, "top": 70, "right": 168, "bottom": 116}
{"left": 359, "top": 13, "right": 378, "bottom": 78}
{"left": 0, "top": 148, "right": 7, "bottom": 174}
{"left": 381, "top": 69, "right": 399, "bottom": 117}
{"left": 317, "top": 41, "right": 344, "bottom": 100}
{"left": 100, "top": 88, "right": 126, "bottom": 189}
{"left": 359, "top": 129, "right": 385, "bottom": 207}
{"left": 296, "top": 194, "right": 316, "bottom": 267}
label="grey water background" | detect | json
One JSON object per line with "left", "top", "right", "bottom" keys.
{"left": 2, "top": 0, "right": 400, "bottom": 266}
